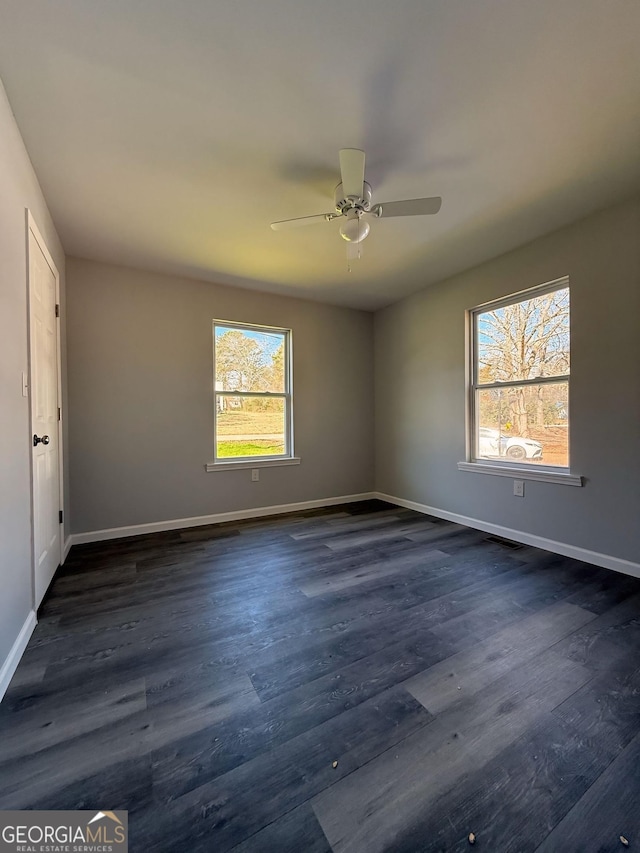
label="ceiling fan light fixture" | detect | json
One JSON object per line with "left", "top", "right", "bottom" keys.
{"left": 339, "top": 211, "right": 370, "bottom": 243}
{"left": 270, "top": 148, "right": 442, "bottom": 257}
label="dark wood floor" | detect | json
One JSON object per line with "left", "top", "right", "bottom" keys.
{"left": 1, "top": 500, "right": 640, "bottom": 852}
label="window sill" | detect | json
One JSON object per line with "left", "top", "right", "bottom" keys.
{"left": 457, "top": 460, "right": 582, "bottom": 487}
{"left": 206, "top": 457, "right": 301, "bottom": 472}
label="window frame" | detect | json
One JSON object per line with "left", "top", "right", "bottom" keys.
{"left": 211, "top": 319, "right": 294, "bottom": 466}
{"left": 461, "top": 276, "right": 581, "bottom": 485}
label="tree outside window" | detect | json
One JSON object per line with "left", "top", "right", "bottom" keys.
{"left": 471, "top": 280, "right": 570, "bottom": 467}
{"left": 213, "top": 322, "right": 292, "bottom": 461}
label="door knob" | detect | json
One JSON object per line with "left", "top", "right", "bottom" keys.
{"left": 33, "top": 434, "right": 50, "bottom": 446}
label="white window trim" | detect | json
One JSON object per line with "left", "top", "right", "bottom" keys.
{"left": 457, "top": 460, "right": 582, "bottom": 486}
{"left": 210, "top": 319, "right": 295, "bottom": 467}
{"left": 206, "top": 457, "right": 301, "bottom": 472}
{"left": 461, "top": 275, "right": 582, "bottom": 486}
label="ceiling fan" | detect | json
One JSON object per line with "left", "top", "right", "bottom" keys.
{"left": 270, "top": 148, "right": 442, "bottom": 260}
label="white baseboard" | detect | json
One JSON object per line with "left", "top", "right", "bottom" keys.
{"left": 0, "top": 610, "right": 37, "bottom": 702}
{"left": 64, "top": 489, "right": 638, "bottom": 579}
{"left": 62, "top": 536, "right": 72, "bottom": 563}
{"left": 68, "top": 492, "right": 378, "bottom": 547}
{"left": 375, "top": 491, "right": 640, "bottom": 580}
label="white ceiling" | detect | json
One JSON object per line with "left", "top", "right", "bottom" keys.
{"left": 1, "top": 0, "right": 639, "bottom": 310}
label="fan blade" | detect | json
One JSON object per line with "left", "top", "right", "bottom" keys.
{"left": 373, "top": 197, "right": 442, "bottom": 218}
{"left": 270, "top": 213, "right": 336, "bottom": 231}
{"left": 339, "top": 149, "right": 365, "bottom": 199}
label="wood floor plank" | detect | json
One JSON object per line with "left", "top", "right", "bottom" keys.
{"left": 289, "top": 512, "right": 404, "bottom": 540}
{"left": 37, "top": 629, "right": 247, "bottom": 700}
{"left": 552, "top": 657, "right": 640, "bottom": 758}
{"left": 223, "top": 552, "right": 548, "bottom": 680}
{"left": 28, "top": 755, "right": 153, "bottom": 818}
{"left": 246, "top": 557, "right": 577, "bottom": 704}
{"left": 385, "top": 713, "right": 614, "bottom": 853}
{"left": 536, "top": 729, "right": 640, "bottom": 853}
{"left": 1, "top": 499, "right": 638, "bottom": 852}
{"left": 298, "top": 548, "right": 449, "bottom": 596}
{"left": 406, "top": 601, "right": 595, "bottom": 714}
{"left": 145, "top": 673, "right": 261, "bottom": 746}
{"left": 550, "top": 590, "right": 640, "bottom": 671}
{"left": 249, "top": 589, "right": 468, "bottom": 701}
{"left": 0, "top": 710, "right": 154, "bottom": 808}
{"left": 228, "top": 804, "right": 331, "bottom": 853}
{"left": 428, "top": 581, "right": 571, "bottom": 649}
{"left": 2, "top": 655, "right": 47, "bottom": 692}
{"left": 49, "top": 563, "right": 137, "bottom": 594}
{"left": 150, "top": 628, "right": 451, "bottom": 802}
{"left": 142, "top": 687, "right": 432, "bottom": 851}
{"left": 563, "top": 569, "right": 640, "bottom": 615}
{"left": 0, "top": 677, "right": 147, "bottom": 763}
{"left": 311, "top": 651, "right": 592, "bottom": 853}
{"left": 404, "top": 521, "right": 468, "bottom": 543}
{"left": 323, "top": 519, "right": 438, "bottom": 551}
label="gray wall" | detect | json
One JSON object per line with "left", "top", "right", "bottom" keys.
{"left": 0, "top": 79, "right": 66, "bottom": 671}
{"left": 66, "top": 258, "right": 374, "bottom": 534}
{"left": 375, "top": 196, "right": 640, "bottom": 564}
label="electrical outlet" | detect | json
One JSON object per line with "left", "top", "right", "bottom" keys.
{"left": 251, "top": 469, "right": 259, "bottom": 482}
{"left": 513, "top": 479, "right": 524, "bottom": 497}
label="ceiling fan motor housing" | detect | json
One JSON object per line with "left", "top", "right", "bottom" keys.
{"left": 334, "top": 181, "right": 372, "bottom": 214}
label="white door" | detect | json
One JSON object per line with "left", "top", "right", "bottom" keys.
{"left": 28, "top": 221, "right": 61, "bottom": 607}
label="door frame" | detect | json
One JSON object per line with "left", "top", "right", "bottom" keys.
{"left": 26, "top": 209, "right": 64, "bottom": 606}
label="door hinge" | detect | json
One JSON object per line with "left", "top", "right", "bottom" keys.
{"left": 59, "top": 510, "right": 63, "bottom": 524}
{"left": 58, "top": 407, "right": 61, "bottom": 421}
{"left": 55, "top": 303, "right": 60, "bottom": 318}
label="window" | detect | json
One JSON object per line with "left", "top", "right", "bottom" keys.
{"left": 469, "top": 278, "right": 570, "bottom": 470}
{"left": 213, "top": 321, "right": 292, "bottom": 463}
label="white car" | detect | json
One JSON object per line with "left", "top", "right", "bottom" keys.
{"left": 478, "top": 427, "right": 543, "bottom": 460}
